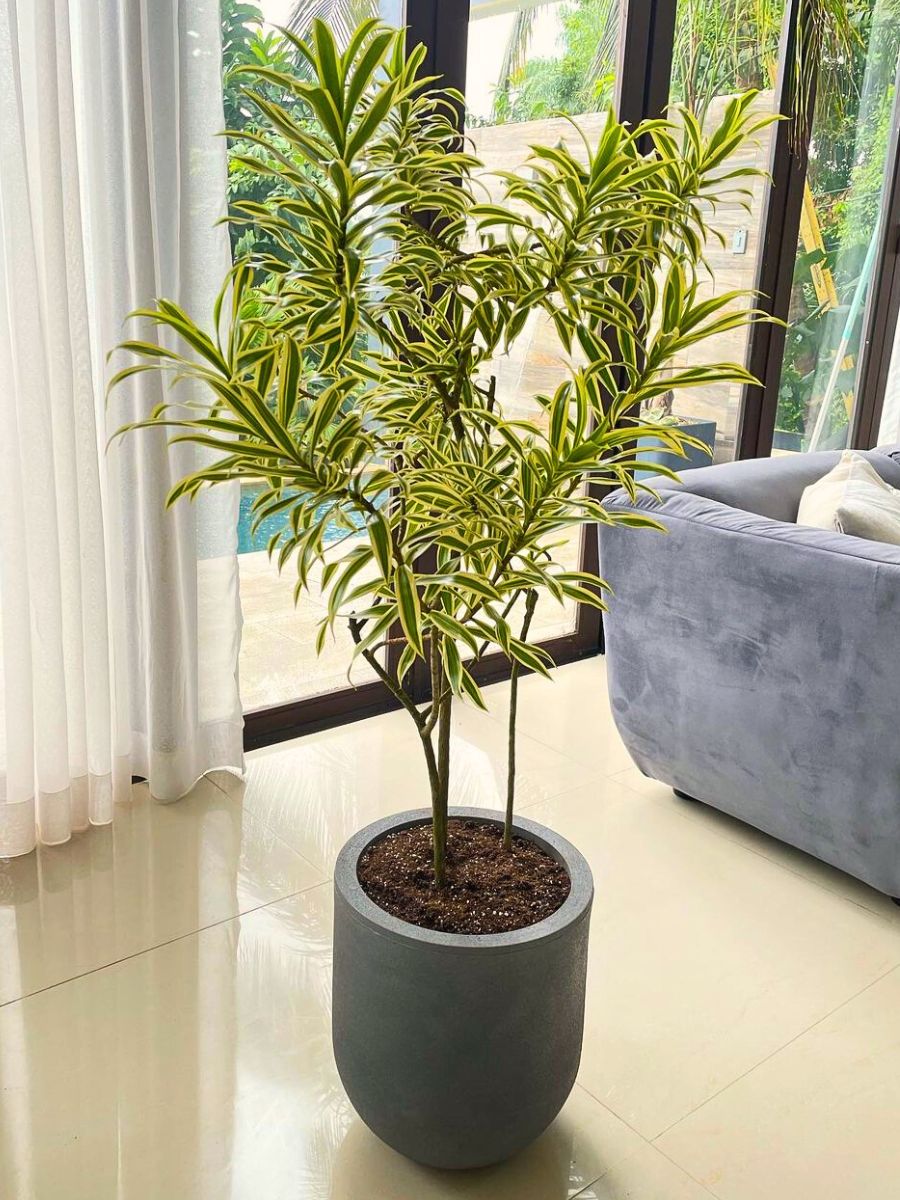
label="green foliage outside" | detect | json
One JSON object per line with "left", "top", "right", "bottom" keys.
{"left": 783, "top": 1, "right": 900, "bottom": 440}
{"left": 220, "top": 1, "right": 900, "bottom": 446}
{"left": 486, "top": 0, "right": 619, "bottom": 124}
{"left": 484, "top": 0, "right": 783, "bottom": 124}
{"left": 222, "top": 0, "right": 307, "bottom": 264}
{"left": 490, "top": 0, "right": 900, "bottom": 444}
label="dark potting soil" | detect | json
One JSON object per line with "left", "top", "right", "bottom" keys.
{"left": 356, "top": 818, "right": 571, "bottom": 934}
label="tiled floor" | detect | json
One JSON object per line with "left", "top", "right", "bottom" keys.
{"left": 2, "top": 656, "right": 900, "bottom": 1198}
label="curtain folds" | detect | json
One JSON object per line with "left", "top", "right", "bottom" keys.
{"left": 0, "top": 0, "right": 243, "bottom": 859}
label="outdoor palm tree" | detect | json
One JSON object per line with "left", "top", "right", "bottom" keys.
{"left": 488, "top": 0, "right": 856, "bottom": 134}
{"left": 488, "top": 0, "right": 619, "bottom": 122}
{"left": 288, "top": 0, "right": 378, "bottom": 47}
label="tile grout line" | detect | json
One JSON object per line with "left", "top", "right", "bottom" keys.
{"left": 568, "top": 1175, "right": 606, "bottom": 1199}
{"left": 568, "top": 1158, "right": 720, "bottom": 1200}
{"left": 205, "top": 770, "right": 330, "bottom": 882}
{"left": 648, "top": 960, "right": 900, "bottom": 1148}
{"left": 571, "top": 1083, "right": 722, "bottom": 1199}
{"left": 648, "top": 1138, "right": 730, "bottom": 1199}
{"left": 0, "top": 876, "right": 332, "bottom": 1012}
{"left": 573, "top": 965, "right": 900, "bottom": 1193}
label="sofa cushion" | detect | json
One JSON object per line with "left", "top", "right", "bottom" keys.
{"left": 797, "top": 450, "right": 900, "bottom": 545}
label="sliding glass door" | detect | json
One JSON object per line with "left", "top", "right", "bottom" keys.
{"left": 227, "top": 0, "right": 900, "bottom": 746}
{"left": 662, "top": 0, "right": 785, "bottom": 463}
{"left": 770, "top": 0, "right": 900, "bottom": 454}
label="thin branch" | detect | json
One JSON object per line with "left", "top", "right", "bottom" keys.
{"left": 504, "top": 588, "right": 538, "bottom": 851}
{"left": 348, "top": 616, "right": 424, "bottom": 730}
{"left": 422, "top": 630, "right": 444, "bottom": 737}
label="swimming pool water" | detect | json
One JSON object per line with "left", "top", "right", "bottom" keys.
{"left": 237, "top": 484, "right": 364, "bottom": 554}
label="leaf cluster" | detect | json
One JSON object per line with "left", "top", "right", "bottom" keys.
{"left": 111, "top": 19, "right": 775, "bottom": 710}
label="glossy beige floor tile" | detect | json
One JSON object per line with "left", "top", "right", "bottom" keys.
{"left": 0, "top": 886, "right": 337, "bottom": 1200}
{"left": 614, "top": 765, "right": 900, "bottom": 921}
{"left": 0, "top": 884, "right": 705, "bottom": 1200}
{"left": 573, "top": 1144, "right": 713, "bottom": 1199}
{"left": 333, "top": 1083, "right": 711, "bottom": 1200}
{"left": 656, "top": 967, "right": 900, "bottom": 1200}
{"left": 0, "top": 778, "right": 323, "bottom": 1005}
{"left": 444, "top": 700, "right": 607, "bottom": 809}
{"left": 522, "top": 781, "right": 900, "bottom": 1140}
{"left": 482, "top": 657, "right": 635, "bottom": 775}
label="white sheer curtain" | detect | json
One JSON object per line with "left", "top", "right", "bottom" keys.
{"left": 0, "top": 0, "right": 243, "bottom": 859}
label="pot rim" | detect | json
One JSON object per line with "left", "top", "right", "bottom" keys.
{"left": 334, "top": 806, "right": 594, "bottom": 955}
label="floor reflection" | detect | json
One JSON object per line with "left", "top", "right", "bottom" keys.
{"left": 332, "top": 1113, "right": 577, "bottom": 1200}
{"left": 0, "top": 780, "right": 321, "bottom": 1005}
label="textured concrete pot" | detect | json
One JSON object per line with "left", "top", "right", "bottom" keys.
{"left": 332, "top": 806, "right": 593, "bottom": 1170}
{"left": 635, "top": 417, "right": 717, "bottom": 479}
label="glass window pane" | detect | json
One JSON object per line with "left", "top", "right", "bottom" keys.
{"left": 465, "top": 0, "right": 621, "bottom": 640}
{"left": 774, "top": 0, "right": 900, "bottom": 454}
{"left": 224, "top": 0, "right": 400, "bottom": 712}
{"left": 665, "top": 0, "right": 785, "bottom": 463}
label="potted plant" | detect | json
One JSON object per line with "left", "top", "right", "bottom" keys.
{"left": 635, "top": 390, "right": 717, "bottom": 477}
{"left": 111, "top": 20, "right": 770, "bottom": 1169}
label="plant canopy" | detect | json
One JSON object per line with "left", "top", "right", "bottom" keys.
{"left": 111, "top": 18, "right": 773, "bottom": 886}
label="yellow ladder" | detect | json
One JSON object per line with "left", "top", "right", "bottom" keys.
{"left": 798, "top": 181, "right": 855, "bottom": 395}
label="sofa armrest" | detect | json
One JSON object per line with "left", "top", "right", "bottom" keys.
{"left": 650, "top": 445, "right": 900, "bottom": 524}
{"left": 605, "top": 486, "right": 900, "bottom": 568}
{"left": 599, "top": 487, "right": 900, "bottom": 892}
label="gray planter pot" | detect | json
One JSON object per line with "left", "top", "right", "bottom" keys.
{"left": 772, "top": 428, "right": 802, "bottom": 452}
{"left": 332, "top": 806, "right": 593, "bottom": 1170}
{"left": 635, "top": 417, "right": 717, "bottom": 479}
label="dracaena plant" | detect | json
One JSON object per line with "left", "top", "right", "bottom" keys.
{"left": 111, "top": 19, "right": 772, "bottom": 886}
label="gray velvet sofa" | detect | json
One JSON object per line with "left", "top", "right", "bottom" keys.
{"left": 600, "top": 446, "right": 900, "bottom": 899}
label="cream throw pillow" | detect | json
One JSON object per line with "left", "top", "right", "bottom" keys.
{"left": 797, "top": 451, "right": 900, "bottom": 546}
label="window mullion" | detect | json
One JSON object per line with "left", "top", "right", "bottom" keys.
{"left": 737, "top": 0, "right": 818, "bottom": 459}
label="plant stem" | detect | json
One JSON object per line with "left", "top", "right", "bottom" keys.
{"left": 347, "top": 616, "right": 424, "bottom": 731}
{"left": 350, "top": 614, "right": 451, "bottom": 888}
{"left": 430, "top": 631, "right": 450, "bottom": 887}
{"left": 504, "top": 589, "right": 538, "bottom": 852}
{"left": 437, "top": 680, "right": 451, "bottom": 873}
{"left": 420, "top": 723, "right": 444, "bottom": 886}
